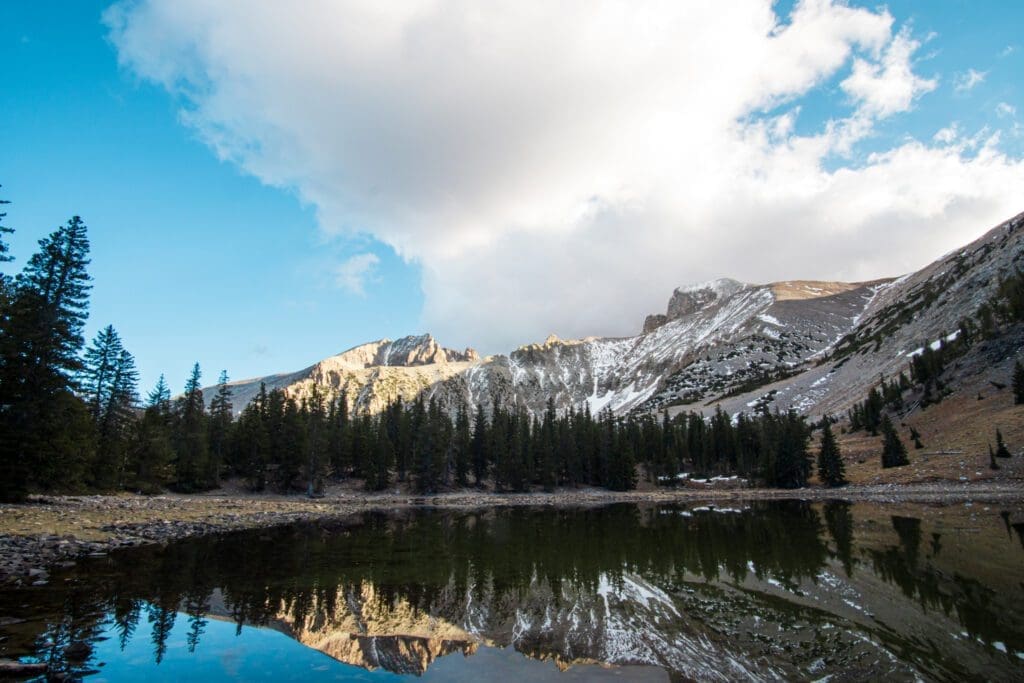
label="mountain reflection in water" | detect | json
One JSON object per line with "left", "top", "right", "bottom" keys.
{"left": 2, "top": 501, "right": 1023, "bottom": 681}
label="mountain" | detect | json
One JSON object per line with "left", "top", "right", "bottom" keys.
{"left": 209, "top": 211, "right": 1024, "bottom": 422}
{"left": 209, "top": 334, "right": 479, "bottom": 415}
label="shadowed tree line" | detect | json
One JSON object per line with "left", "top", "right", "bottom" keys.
{"left": 1, "top": 189, "right": 842, "bottom": 500}
{"left": 221, "top": 392, "right": 824, "bottom": 495}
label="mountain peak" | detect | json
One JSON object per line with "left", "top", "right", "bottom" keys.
{"left": 673, "top": 277, "right": 747, "bottom": 297}
{"left": 643, "top": 278, "right": 747, "bottom": 333}
{"left": 325, "top": 334, "right": 477, "bottom": 370}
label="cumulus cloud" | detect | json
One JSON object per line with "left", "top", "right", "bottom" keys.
{"left": 997, "top": 102, "right": 1018, "bottom": 118}
{"left": 334, "top": 253, "right": 380, "bottom": 296}
{"left": 840, "top": 29, "right": 936, "bottom": 117}
{"left": 105, "top": 0, "right": 1024, "bottom": 351}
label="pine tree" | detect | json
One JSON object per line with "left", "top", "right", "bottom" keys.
{"left": 327, "top": 393, "right": 352, "bottom": 477}
{"left": 0, "top": 216, "right": 93, "bottom": 499}
{"left": 995, "top": 429, "right": 1012, "bottom": 459}
{"left": 275, "top": 396, "right": 305, "bottom": 491}
{"left": 539, "top": 397, "right": 558, "bottom": 492}
{"left": 148, "top": 374, "right": 171, "bottom": 412}
{"left": 471, "top": 403, "right": 489, "bottom": 487}
{"left": 83, "top": 325, "right": 123, "bottom": 421}
{"left": 12, "top": 217, "right": 92, "bottom": 385}
{"left": 233, "top": 383, "right": 269, "bottom": 491}
{"left": 365, "top": 427, "right": 393, "bottom": 492}
{"left": 302, "top": 385, "right": 328, "bottom": 496}
{"left": 880, "top": 416, "right": 909, "bottom": 468}
{"left": 173, "top": 363, "right": 210, "bottom": 491}
{"left": 817, "top": 417, "right": 846, "bottom": 487}
{"left": 96, "top": 347, "right": 139, "bottom": 489}
{"left": 607, "top": 428, "right": 637, "bottom": 491}
{"left": 768, "top": 410, "right": 812, "bottom": 488}
{"left": 1014, "top": 360, "right": 1024, "bottom": 405}
{"left": 82, "top": 326, "right": 138, "bottom": 489}
{"left": 207, "top": 370, "right": 234, "bottom": 485}
{"left": 413, "top": 399, "right": 451, "bottom": 493}
{"left": 909, "top": 426, "right": 924, "bottom": 449}
{"left": 989, "top": 444, "right": 1000, "bottom": 470}
{"left": 453, "top": 403, "right": 471, "bottom": 487}
{"left": 130, "top": 377, "right": 175, "bottom": 493}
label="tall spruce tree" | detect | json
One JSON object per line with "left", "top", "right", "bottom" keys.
{"left": 471, "top": 403, "right": 489, "bottom": 487}
{"left": 233, "top": 383, "right": 269, "bottom": 491}
{"left": 303, "top": 385, "right": 328, "bottom": 496}
{"left": 880, "top": 416, "right": 909, "bottom": 468}
{"left": 365, "top": 424, "right": 393, "bottom": 492}
{"left": 93, "top": 343, "right": 139, "bottom": 489}
{"left": 0, "top": 216, "right": 93, "bottom": 500}
{"left": 768, "top": 410, "right": 812, "bottom": 488}
{"left": 275, "top": 396, "right": 305, "bottom": 491}
{"left": 80, "top": 326, "right": 140, "bottom": 488}
{"left": 539, "top": 398, "right": 558, "bottom": 491}
{"left": 453, "top": 403, "right": 471, "bottom": 487}
{"left": 173, "top": 363, "right": 210, "bottom": 491}
{"left": 607, "top": 428, "right": 638, "bottom": 491}
{"left": 207, "top": 370, "right": 234, "bottom": 485}
{"left": 816, "top": 417, "right": 846, "bottom": 487}
{"left": 83, "top": 325, "right": 123, "bottom": 421}
{"left": 130, "top": 376, "right": 175, "bottom": 493}
{"left": 327, "top": 393, "right": 352, "bottom": 477}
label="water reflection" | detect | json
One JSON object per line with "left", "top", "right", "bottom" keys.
{"left": 2, "top": 501, "right": 1023, "bottom": 681}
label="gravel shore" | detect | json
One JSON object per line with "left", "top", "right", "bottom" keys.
{"left": 2, "top": 480, "right": 1022, "bottom": 586}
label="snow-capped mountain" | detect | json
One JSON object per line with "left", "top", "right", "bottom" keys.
{"left": 209, "top": 211, "right": 1024, "bottom": 420}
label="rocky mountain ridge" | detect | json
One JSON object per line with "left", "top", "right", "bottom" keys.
{"left": 209, "top": 211, "right": 1024, "bottom": 421}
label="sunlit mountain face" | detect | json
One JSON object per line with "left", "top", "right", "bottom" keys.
{"left": 3, "top": 502, "right": 1024, "bottom": 681}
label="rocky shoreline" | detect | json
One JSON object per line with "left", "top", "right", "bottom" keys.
{"left": 2, "top": 480, "right": 1023, "bottom": 586}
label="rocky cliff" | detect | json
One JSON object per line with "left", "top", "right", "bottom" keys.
{"left": 208, "top": 211, "right": 1024, "bottom": 421}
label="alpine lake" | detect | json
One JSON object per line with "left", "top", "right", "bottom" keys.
{"left": 2, "top": 500, "right": 1023, "bottom": 682}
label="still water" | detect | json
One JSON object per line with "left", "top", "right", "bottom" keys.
{"left": 2, "top": 501, "right": 1023, "bottom": 682}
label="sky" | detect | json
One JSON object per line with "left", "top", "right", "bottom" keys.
{"left": 2, "top": 1, "right": 1022, "bottom": 394}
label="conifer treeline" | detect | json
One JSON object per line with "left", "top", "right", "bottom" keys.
{"left": 0, "top": 191, "right": 835, "bottom": 500}
{"left": 211, "top": 394, "right": 820, "bottom": 494}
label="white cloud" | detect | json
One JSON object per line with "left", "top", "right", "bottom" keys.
{"left": 954, "top": 68, "right": 986, "bottom": 93}
{"left": 840, "top": 29, "right": 937, "bottom": 117}
{"left": 334, "top": 253, "right": 380, "bottom": 296}
{"left": 933, "top": 124, "right": 959, "bottom": 144}
{"left": 105, "top": 0, "right": 1024, "bottom": 352}
{"left": 997, "top": 102, "right": 1017, "bottom": 118}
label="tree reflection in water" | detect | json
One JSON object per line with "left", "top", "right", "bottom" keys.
{"left": 1, "top": 501, "right": 1023, "bottom": 681}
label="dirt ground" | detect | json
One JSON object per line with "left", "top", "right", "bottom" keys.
{"left": 820, "top": 380, "right": 1024, "bottom": 486}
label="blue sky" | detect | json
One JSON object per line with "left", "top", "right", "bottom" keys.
{"left": 1, "top": 1, "right": 423, "bottom": 393}
{"left": 2, "top": 1, "right": 1022, "bottom": 394}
